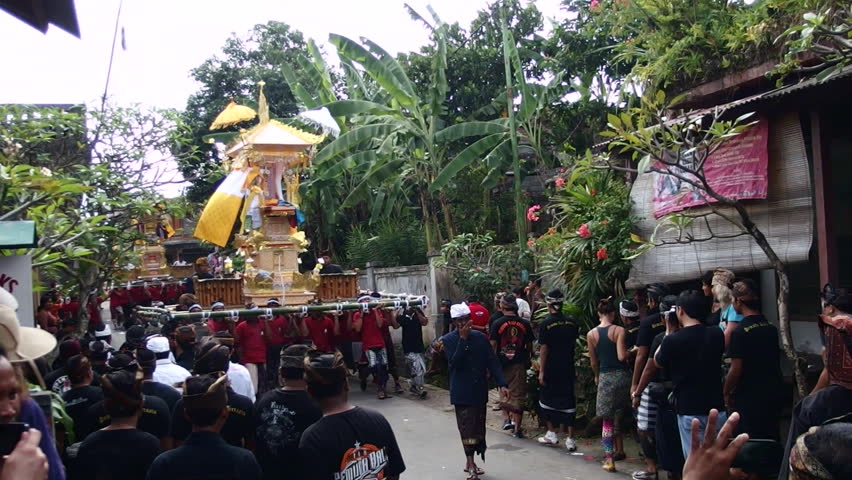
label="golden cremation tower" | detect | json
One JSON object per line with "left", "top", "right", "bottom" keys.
{"left": 196, "top": 82, "right": 324, "bottom": 305}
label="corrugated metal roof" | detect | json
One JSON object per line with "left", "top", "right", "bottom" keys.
{"left": 695, "top": 66, "right": 852, "bottom": 115}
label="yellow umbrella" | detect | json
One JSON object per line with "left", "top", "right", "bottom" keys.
{"left": 209, "top": 99, "right": 257, "bottom": 130}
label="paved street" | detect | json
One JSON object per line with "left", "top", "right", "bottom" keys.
{"left": 350, "top": 384, "right": 636, "bottom": 480}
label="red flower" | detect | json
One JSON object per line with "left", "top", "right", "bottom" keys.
{"left": 590, "top": 188, "right": 597, "bottom": 196}
{"left": 555, "top": 177, "right": 566, "bottom": 189}
{"left": 596, "top": 247, "right": 608, "bottom": 260}
{"left": 590, "top": 0, "right": 600, "bottom": 10}
{"left": 526, "top": 239, "right": 536, "bottom": 248}
{"left": 527, "top": 205, "right": 542, "bottom": 222}
{"left": 577, "top": 224, "right": 591, "bottom": 238}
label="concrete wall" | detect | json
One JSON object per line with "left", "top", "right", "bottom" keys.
{"left": 357, "top": 256, "right": 463, "bottom": 346}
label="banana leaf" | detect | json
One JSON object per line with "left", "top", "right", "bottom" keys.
{"left": 435, "top": 121, "right": 507, "bottom": 143}
{"left": 331, "top": 34, "right": 417, "bottom": 108}
{"left": 323, "top": 100, "right": 394, "bottom": 117}
{"left": 430, "top": 133, "right": 505, "bottom": 192}
{"left": 314, "top": 123, "right": 398, "bottom": 164}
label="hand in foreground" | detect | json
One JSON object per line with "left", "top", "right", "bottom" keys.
{"left": 631, "top": 392, "right": 640, "bottom": 409}
{"left": 1, "top": 429, "right": 48, "bottom": 480}
{"left": 682, "top": 410, "right": 749, "bottom": 480}
{"left": 538, "top": 371, "right": 545, "bottom": 386}
{"left": 459, "top": 320, "right": 472, "bottom": 340}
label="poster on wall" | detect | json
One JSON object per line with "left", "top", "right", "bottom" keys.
{"left": 653, "top": 118, "right": 769, "bottom": 218}
{"left": 0, "top": 255, "right": 33, "bottom": 326}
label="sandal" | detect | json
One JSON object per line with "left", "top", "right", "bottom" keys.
{"left": 602, "top": 461, "right": 617, "bottom": 473}
{"left": 464, "top": 466, "right": 485, "bottom": 476}
{"left": 378, "top": 391, "right": 387, "bottom": 400}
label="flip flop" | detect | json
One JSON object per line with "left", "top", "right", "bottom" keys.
{"left": 464, "top": 466, "right": 485, "bottom": 475}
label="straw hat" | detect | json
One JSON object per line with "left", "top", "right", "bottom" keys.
{"left": 0, "top": 305, "right": 56, "bottom": 362}
{"left": 0, "top": 289, "right": 18, "bottom": 311}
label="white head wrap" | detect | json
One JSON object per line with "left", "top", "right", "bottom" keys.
{"left": 450, "top": 303, "right": 471, "bottom": 319}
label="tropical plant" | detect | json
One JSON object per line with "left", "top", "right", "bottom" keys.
{"left": 534, "top": 165, "right": 638, "bottom": 327}
{"left": 0, "top": 104, "right": 195, "bottom": 330}
{"left": 776, "top": 3, "right": 852, "bottom": 83}
{"left": 301, "top": 7, "right": 458, "bottom": 251}
{"left": 342, "top": 218, "right": 427, "bottom": 269}
{"left": 572, "top": 0, "right": 817, "bottom": 92}
{"left": 437, "top": 232, "right": 533, "bottom": 302}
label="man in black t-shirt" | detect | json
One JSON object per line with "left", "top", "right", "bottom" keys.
{"left": 394, "top": 307, "right": 428, "bottom": 398}
{"left": 632, "top": 284, "right": 668, "bottom": 393}
{"left": 170, "top": 342, "right": 255, "bottom": 448}
{"left": 299, "top": 350, "right": 405, "bottom": 480}
{"left": 489, "top": 295, "right": 534, "bottom": 438}
{"left": 655, "top": 290, "right": 725, "bottom": 460}
{"left": 61, "top": 354, "right": 102, "bottom": 443}
{"left": 255, "top": 345, "right": 322, "bottom": 480}
{"left": 630, "top": 285, "right": 669, "bottom": 476}
{"left": 620, "top": 300, "right": 640, "bottom": 353}
{"left": 83, "top": 390, "right": 171, "bottom": 450}
{"left": 147, "top": 374, "right": 262, "bottom": 480}
{"left": 74, "top": 370, "right": 161, "bottom": 480}
{"left": 724, "top": 280, "right": 783, "bottom": 440}
{"left": 45, "top": 339, "right": 83, "bottom": 395}
{"left": 136, "top": 348, "right": 180, "bottom": 412}
{"left": 536, "top": 290, "right": 579, "bottom": 452}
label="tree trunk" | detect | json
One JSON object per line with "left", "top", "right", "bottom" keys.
{"left": 734, "top": 204, "right": 808, "bottom": 398}
{"left": 419, "top": 190, "right": 436, "bottom": 252}
{"left": 438, "top": 191, "right": 456, "bottom": 240}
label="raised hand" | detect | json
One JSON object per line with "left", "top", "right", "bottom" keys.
{"left": 682, "top": 410, "right": 749, "bottom": 480}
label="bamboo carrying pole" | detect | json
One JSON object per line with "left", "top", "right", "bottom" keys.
{"left": 136, "top": 297, "right": 429, "bottom": 323}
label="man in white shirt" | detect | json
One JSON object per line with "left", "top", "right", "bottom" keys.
{"left": 146, "top": 336, "right": 191, "bottom": 390}
{"left": 228, "top": 361, "right": 256, "bottom": 402}
{"left": 516, "top": 297, "right": 532, "bottom": 321}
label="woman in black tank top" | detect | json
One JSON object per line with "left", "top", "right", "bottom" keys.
{"left": 587, "top": 298, "right": 630, "bottom": 472}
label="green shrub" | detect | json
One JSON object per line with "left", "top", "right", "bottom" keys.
{"left": 342, "top": 218, "right": 428, "bottom": 269}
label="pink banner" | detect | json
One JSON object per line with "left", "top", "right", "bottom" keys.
{"left": 653, "top": 119, "right": 769, "bottom": 218}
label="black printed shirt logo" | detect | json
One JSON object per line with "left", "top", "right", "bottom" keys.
{"left": 335, "top": 442, "right": 388, "bottom": 480}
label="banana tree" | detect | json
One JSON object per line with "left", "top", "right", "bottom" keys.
{"left": 299, "top": 6, "right": 470, "bottom": 251}
{"left": 281, "top": 38, "right": 413, "bottom": 250}
{"left": 430, "top": 26, "right": 569, "bottom": 193}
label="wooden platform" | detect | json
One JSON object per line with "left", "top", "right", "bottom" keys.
{"left": 193, "top": 278, "right": 244, "bottom": 307}
{"left": 317, "top": 273, "right": 359, "bottom": 301}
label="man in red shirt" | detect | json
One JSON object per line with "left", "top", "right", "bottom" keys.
{"left": 206, "top": 302, "right": 235, "bottom": 336}
{"left": 468, "top": 296, "right": 491, "bottom": 337}
{"left": 235, "top": 306, "right": 269, "bottom": 393}
{"left": 305, "top": 311, "right": 340, "bottom": 352}
{"left": 352, "top": 295, "right": 391, "bottom": 399}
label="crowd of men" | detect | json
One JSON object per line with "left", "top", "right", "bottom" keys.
{"left": 435, "top": 272, "right": 852, "bottom": 480}
{"left": 2, "top": 287, "right": 423, "bottom": 480}
{"left": 1, "top": 266, "right": 851, "bottom": 480}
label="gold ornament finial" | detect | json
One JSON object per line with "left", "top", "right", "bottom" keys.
{"left": 258, "top": 81, "right": 270, "bottom": 124}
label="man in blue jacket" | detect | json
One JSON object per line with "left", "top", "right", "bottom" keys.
{"left": 441, "top": 303, "right": 509, "bottom": 480}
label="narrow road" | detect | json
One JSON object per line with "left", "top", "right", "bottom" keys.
{"left": 350, "top": 386, "right": 634, "bottom": 480}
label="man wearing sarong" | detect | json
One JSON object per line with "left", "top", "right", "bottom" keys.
{"left": 536, "top": 289, "right": 579, "bottom": 452}
{"left": 442, "top": 303, "right": 508, "bottom": 480}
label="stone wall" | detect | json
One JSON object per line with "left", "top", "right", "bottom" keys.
{"left": 357, "top": 256, "right": 463, "bottom": 346}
